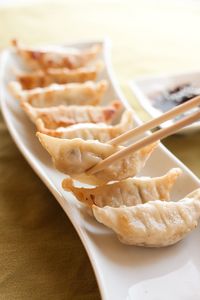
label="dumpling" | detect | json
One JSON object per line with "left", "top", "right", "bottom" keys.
{"left": 37, "top": 132, "right": 158, "bottom": 185}
{"left": 9, "top": 80, "right": 108, "bottom": 107}
{"left": 15, "top": 61, "right": 104, "bottom": 89}
{"left": 62, "top": 168, "right": 182, "bottom": 207}
{"left": 92, "top": 188, "right": 200, "bottom": 247}
{"left": 21, "top": 101, "right": 122, "bottom": 129}
{"left": 12, "top": 39, "right": 101, "bottom": 70}
{"left": 36, "top": 110, "right": 133, "bottom": 141}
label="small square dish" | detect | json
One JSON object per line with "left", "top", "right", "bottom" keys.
{"left": 130, "top": 71, "right": 200, "bottom": 134}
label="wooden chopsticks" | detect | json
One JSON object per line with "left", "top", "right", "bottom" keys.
{"left": 109, "top": 94, "right": 200, "bottom": 146}
{"left": 87, "top": 95, "right": 200, "bottom": 175}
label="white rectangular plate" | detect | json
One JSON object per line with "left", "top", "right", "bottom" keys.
{"left": 1, "top": 39, "right": 200, "bottom": 300}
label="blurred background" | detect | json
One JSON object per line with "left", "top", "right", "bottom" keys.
{"left": 1, "top": 0, "right": 200, "bottom": 80}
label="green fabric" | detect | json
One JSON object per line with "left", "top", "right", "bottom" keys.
{"left": 0, "top": 1, "right": 200, "bottom": 299}
{"left": 0, "top": 113, "right": 100, "bottom": 299}
{"left": 163, "top": 134, "right": 200, "bottom": 178}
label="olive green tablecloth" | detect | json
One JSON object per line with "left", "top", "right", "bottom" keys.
{"left": 0, "top": 1, "right": 200, "bottom": 299}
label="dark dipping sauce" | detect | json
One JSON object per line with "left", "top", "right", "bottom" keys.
{"left": 153, "top": 83, "right": 200, "bottom": 113}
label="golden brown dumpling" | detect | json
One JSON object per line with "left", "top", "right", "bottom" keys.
{"left": 92, "top": 188, "right": 200, "bottom": 247}
{"left": 62, "top": 168, "right": 182, "bottom": 207}
{"left": 15, "top": 61, "right": 104, "bottom": 89}
{"left": 9, "top": 80, "right": 108, "bottom": 107}
{"left": 36, "top": 110, "right": 133, "bottom": 141}
{"left": 22, "top": 101, "right": 122, "bottom": 129}
{"left": 12, "top": 39, "right": 101, "bottom": 70}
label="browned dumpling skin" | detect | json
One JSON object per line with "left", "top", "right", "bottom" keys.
{"left": 37, "top": 133, "right": 158, "bottom": 185}
{"left": 21, "top": 101, "right": 122, "bottom": 129}
{"left": 12, "top": 39, "right": 101, "bottom": 70}
{"left": 9, "top": 80, "right": 108, "bottom": 107}
{"left": 62, "top": 168, "right": 182, "bottom": 208}
{"left": 92, "top": 188, "right": 200, "bottom": 247}
{"left": 15, "top": 61, "right": 104, "bottom": 89}
{"left": 36, "top": 110, "right": 133, "bottom": 141}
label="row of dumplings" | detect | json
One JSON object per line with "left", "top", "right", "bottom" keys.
{"left": 9, "top": 40, "right": 200, "bottom": 247}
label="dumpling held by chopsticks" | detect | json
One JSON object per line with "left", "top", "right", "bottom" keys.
{"left": 37, "top": 133, "right": 158, "bottom": 185}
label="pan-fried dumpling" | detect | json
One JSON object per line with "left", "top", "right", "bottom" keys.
{"left": 36, "top": 110, "right": 133, "bottom": 141}
{"left": 12, "top": 39, "right": 101, "bottom": 70}
{"left": 22, "top": 101, "right": 122, "bottom": 129}
{"left": 92, "top": 188, "right": 200, "bottom": 247}
{"left": 9, "top": 80, "right": 108, "bottom": 107}
{"left": 62, "top": 168, "right": 182, "bottom": 207}
{"left": 37, "top": 132, "right": 158, "bottom": 185}
{"left": 15, "top": 62, "right": 104, "bottom": 89}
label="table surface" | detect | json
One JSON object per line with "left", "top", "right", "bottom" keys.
{"left": 0, "top": 1, "right": 200, "bottom": 299}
